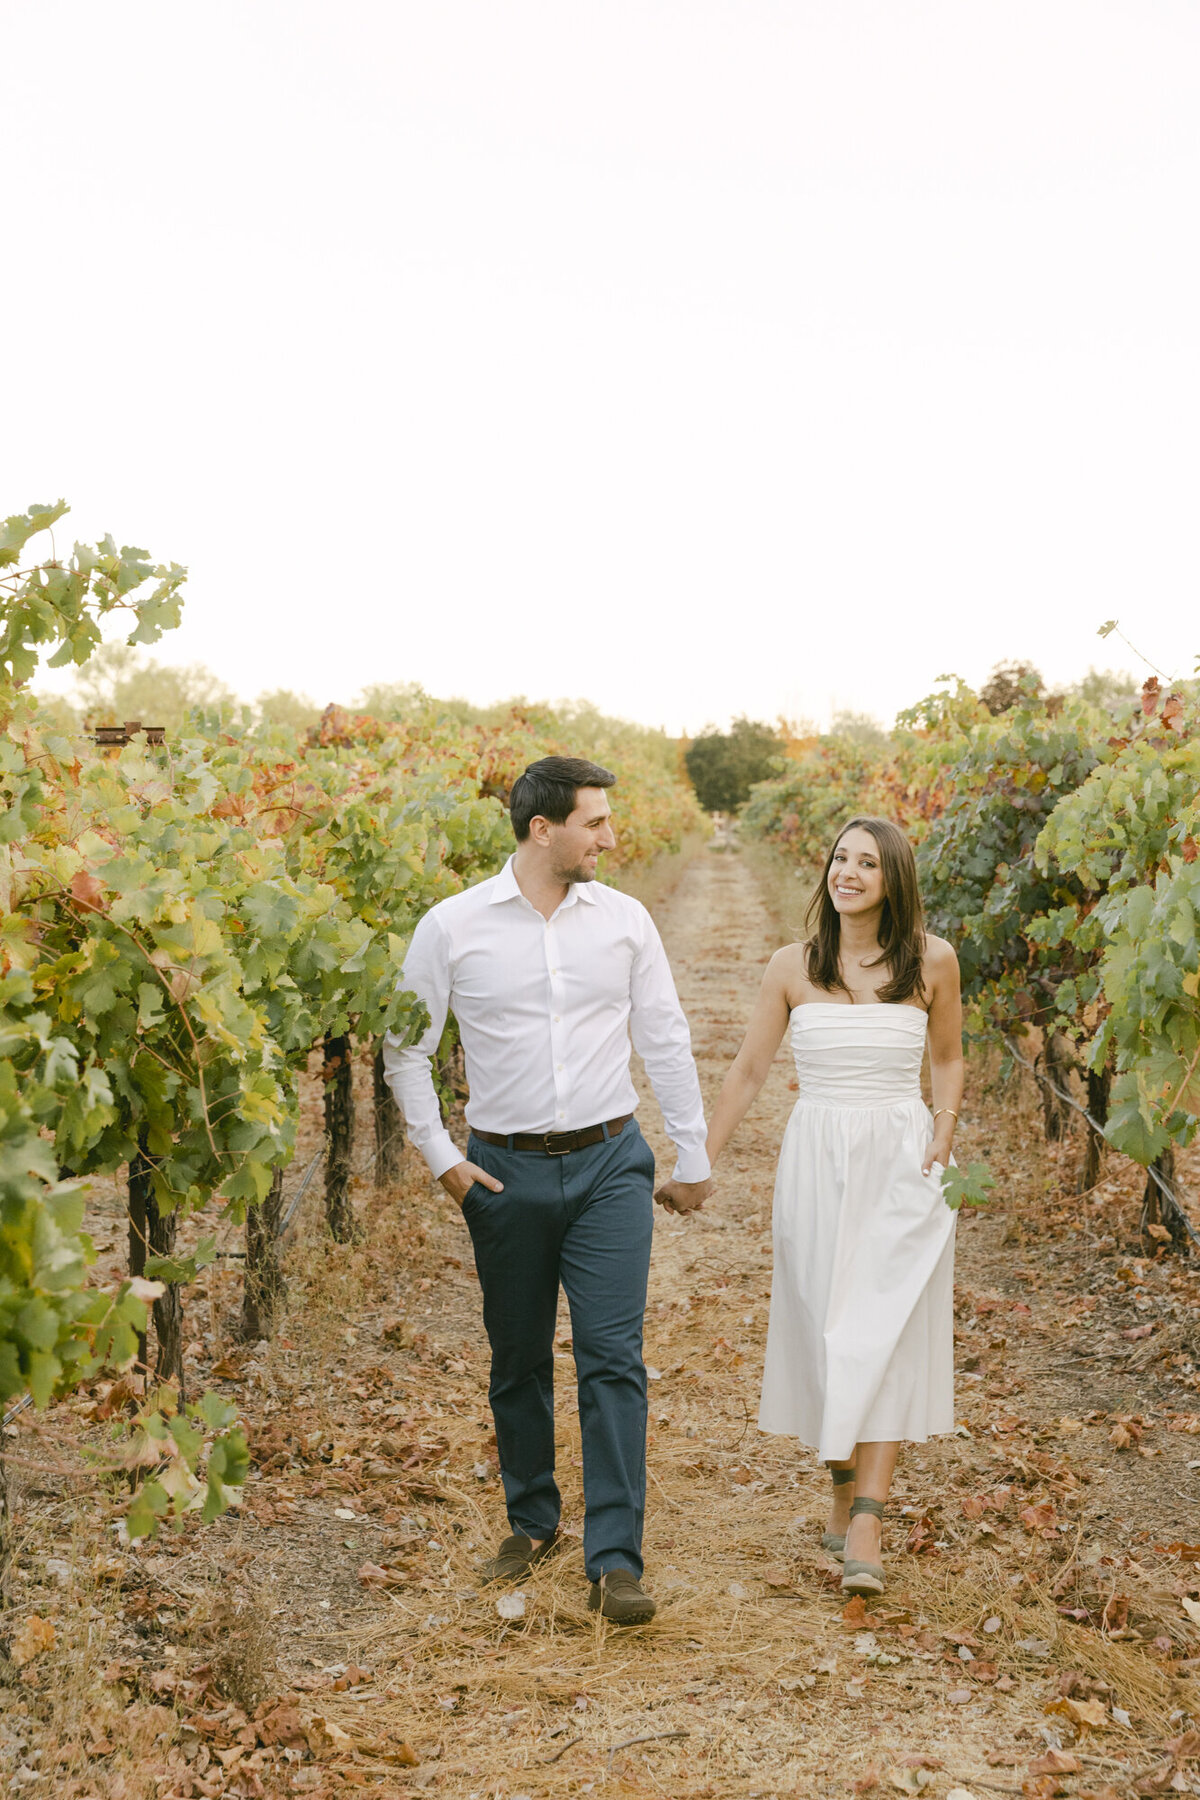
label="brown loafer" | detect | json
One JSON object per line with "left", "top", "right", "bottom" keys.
{"left": 480, "top": 1531, "right": 557, "bottom": 1584}
{"left": 586, "top": 1568, "right": 656, "bottom": 1625}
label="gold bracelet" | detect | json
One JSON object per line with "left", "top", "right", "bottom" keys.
{"left": 933, "top": 1108, "right": 958, "bottom": 1123}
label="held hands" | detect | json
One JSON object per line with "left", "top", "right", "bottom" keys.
{"left": 439, "top": 1160, "right": 504, "bottom": 1207}
{"left": 654, "top": 1176, "right": 713, "bottom": 1216}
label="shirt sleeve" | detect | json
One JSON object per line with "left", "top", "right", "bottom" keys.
{"left": 628, "top": 907, "right": 711, "bottom": 1183}
{"left": 381, "top": 909, "right": 463, "bottom": 1180}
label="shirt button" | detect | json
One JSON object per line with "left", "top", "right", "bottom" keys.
{"left": 557, "top": 1064, "right": 564, "bottom": 1071}
{"left": 554, "top": 1015, "right": 561, "bottom": 1023}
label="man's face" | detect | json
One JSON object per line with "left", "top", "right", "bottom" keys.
{"left": 546, "top": 787, "right": 617, "bottom": 883}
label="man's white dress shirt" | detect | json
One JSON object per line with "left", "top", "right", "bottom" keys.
{"left": 383, "top": 857, "right": 710, "bottom": 1184}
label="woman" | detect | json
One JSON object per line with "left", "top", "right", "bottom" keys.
{"left": 706, "top": 817, "right": 963, "bottom": 1596}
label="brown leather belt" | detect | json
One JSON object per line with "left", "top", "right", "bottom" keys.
{"left": 471, "top": 1113, "right": 634, "bottom": 1156}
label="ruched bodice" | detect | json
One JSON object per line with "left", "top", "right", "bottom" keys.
{"left": 790, "top": 1003, "right": 927, "bottom": 1109}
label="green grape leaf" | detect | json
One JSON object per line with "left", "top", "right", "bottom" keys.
{"left": 125, "top": 1478, "right": 171, "bottom": 1541}
{"left": 144, "top": 1234, "right": 218, "bottom": 1285}
{"left": 940, "top": 1162, "right": 995, "bottom": 1213}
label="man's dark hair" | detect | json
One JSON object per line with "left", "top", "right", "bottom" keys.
{"left": 509, "top": 756, "right": 616, "bottom": 841}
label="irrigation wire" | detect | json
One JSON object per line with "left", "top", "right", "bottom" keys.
{"left": 279, "top": 1143, "right": 328, "bottom": 1238}
{"left": 212, "top": 1117, "right": 406, "bottom": 1258}
{"left": 1001, "top": 1032, "right": 1200, "bottom": 1250}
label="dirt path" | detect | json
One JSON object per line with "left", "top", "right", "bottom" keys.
{"left": 10, "top": 841, "right": 1200, "bottom": 1800}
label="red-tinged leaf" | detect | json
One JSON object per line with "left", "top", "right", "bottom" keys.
{"left": 255, "top": 1705, "right": 308, "bottom": 1750}
{"left": 849, "top": 1765, "right": 880, "bottom": 1794}
{"left": 905, "top": 1513, "right": 939, "bottom": 1555}
{"left": 69, "top": 868, "right": 106, "bottom": 911}
{"left": 1142, "top": 676, "right": 1162, "bottom": 716}
{"left": 899, "top": 1754, "right": 944, "bottom": 1769}
{"left": 1123, "top": 1323, "right": 1156, "bottom": 1341}
{"left": 1101, "top": 1592, "right": 1130, "bottom": 1633}
{"left": 1056, "top": 1671, "right": 1111, "bottom": 1700}
{"left": 1019, "top": 1501, "right": 1058, "bottom": 1533}
{"left": 1162, "top": 692, "right": 1186, "bottom": 732}
{"left": 1183, "top": 836, "right": 1199, "bottom": 864}
{"left": 1160, "top": 1543, "right": 1200, "bottom": 1563}
{"left": 961, "top": 1494, "right": 988, "bottom": 1520}
{"left": 357, "top": 1561, "right": 403, "bottom": 1589}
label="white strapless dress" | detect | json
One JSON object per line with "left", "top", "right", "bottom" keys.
{"left": 758, "top": 1003, "right": 956, "bottom": 1460}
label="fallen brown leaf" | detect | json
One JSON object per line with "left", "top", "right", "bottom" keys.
{"left": 9, "top": 1616, "right": 55, "bottom": 1668}
{"left": 255, "top": 1704, "right": 308, "bottom": 1750}
{"left": 357, "top": 1560, "right": 403, "bottom": 1588}
{"left": 1045, "top": 1694, "right": 1107, "bottom": 1730}
{"left": 1029, "top": 1749, "right": 1080, "bottom": 1776}
{"left": 305, "top": 1714, "right": 355, "bottom": 1760}
{"left": 1102, "top": 1593, "right": 1131, "bottom": 1633}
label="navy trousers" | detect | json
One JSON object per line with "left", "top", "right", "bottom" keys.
{"left": 461, "top": 1120, "right": 656, "bottom": 1581}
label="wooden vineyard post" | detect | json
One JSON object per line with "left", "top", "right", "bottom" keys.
{"left": 129, "top": 1142, "right": 185, "bottom": 1392}
{"left": 373, "top": 1045, "right": 403, "bottom": 1189}
{"left": 323, "top": 1032, "right": 357, "bottom": 1242}
{"left": 242, "top": 1166, "right": 286, "bottom": 1341}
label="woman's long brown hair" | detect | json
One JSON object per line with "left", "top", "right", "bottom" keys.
{"left": 805, "top": 815, "right": 927, "bottom": 1004}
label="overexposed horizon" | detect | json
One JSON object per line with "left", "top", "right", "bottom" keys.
{"left": 4, "top": 2, "right": 1198, "bottom": 736}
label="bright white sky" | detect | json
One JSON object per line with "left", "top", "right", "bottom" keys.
{"left": 4, "top": 2, "right": 1197, "bottom": 734}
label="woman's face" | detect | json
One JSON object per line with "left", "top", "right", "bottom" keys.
{"left": 828, "top": 827, "right": 886, "bottom": 917}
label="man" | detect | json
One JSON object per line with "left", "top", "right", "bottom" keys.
{"left": 384, "top": 755, "right": 711, "bottom": 1624}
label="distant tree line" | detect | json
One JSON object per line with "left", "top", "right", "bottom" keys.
{"left": 682, "top": 665, "right": 1139, "bottom": 813}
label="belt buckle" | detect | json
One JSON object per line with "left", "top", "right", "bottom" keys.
{"left": 544, "top": 1132, "right": 570, "bottom": 1156}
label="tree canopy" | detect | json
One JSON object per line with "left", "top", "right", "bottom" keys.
{"left": 684, "top": 716, "right": 782, "bottom": 812}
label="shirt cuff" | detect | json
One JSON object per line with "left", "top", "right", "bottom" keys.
{"left": 671, "top": 1145, "right": 712, "bottom": 1184}
{"left": 422, "top": 1130, "right": 465, "bottom": 1182}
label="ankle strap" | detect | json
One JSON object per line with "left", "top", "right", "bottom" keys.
{"left": 827, "top": 1465, "right": 856, "bottom": 1486}
{"left": 850, "top": 1497, "right": 884, "bottom": 1519}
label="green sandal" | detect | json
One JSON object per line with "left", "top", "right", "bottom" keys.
{"left": 841, "top": 1497, "right": 886, "bottom": 1596}
{"left": 821, "top": 1464, "right": 856, "bottom": 1561}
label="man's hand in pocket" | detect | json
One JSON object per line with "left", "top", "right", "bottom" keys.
{"left": 439, "top": 1161, "right": 504, "bottom": 1207}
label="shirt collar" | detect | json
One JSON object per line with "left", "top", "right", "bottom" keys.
{"left": 488, "top": 855, "right": 601, "bottom": 908}
{"left": 487, "top": 857, "right": 524, "bottom": 904}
